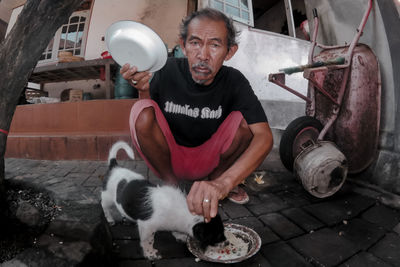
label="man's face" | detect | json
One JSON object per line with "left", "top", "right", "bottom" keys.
{"left": 180, "top": 17, "right": 237, "bottom": 86}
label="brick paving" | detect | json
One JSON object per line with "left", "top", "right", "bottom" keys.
{"left": 4, "top": 158, "right": 111, "bottom": 266}
{"left": 4, "top": 158, "right": 400, "bottom": 267}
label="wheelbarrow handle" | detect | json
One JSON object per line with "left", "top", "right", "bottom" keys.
{"left": 279, "top": 57, "right": 345, "bottom": 75}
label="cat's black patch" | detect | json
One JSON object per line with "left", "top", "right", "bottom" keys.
{"left": 117, "top": 179, "right": 155, "bottom": 220}
{"left": 116, "top": 179, "right": 127, "bottom": 202}
{"left": 193, "top": 214, "right": 226, "bottom": 249}
{"left": 102, "top": 158, "right": 118, "bottom": 190}
{"left": 109, "top": 158, "right": 118, "bottom": 170}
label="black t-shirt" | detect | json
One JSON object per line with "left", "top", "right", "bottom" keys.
{"left": 150, "top": 57, "right": 268, "bottom": 147}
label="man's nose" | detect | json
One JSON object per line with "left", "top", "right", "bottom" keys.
{"left": 197, "top": 45, "right": 209, "bottom": 61}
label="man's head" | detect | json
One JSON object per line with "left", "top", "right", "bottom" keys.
{"left": 179, "top": 8, "right": 239, "bottom": 86}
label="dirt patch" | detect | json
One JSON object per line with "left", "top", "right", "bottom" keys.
{"left": 0, "top": 184, "right": 59, "bottom": 263}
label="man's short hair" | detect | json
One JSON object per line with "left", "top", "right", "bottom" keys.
{"left": 179, "top": 8, "right": 239, "bottom": 48}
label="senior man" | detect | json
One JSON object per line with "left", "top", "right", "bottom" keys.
{"left": 121, "top": 8, "right": 273, "bottom": 223}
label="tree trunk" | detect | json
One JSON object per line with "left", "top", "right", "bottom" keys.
{"left": 0, "top": 0, "right": 83, "bottom": 200}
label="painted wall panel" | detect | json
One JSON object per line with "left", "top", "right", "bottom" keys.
{"left": 226, "top": 23, "right": 310, "bottom": 102}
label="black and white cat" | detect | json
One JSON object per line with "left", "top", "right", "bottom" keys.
{"left": 101, "top": 141, "right": 226, "bottom": 259}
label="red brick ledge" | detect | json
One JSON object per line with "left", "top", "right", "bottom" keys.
{"left": 6, "top": 99, "right": 138, "bottom": 161}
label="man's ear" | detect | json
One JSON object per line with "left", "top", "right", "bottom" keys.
{"left": 224, "top": 44, "right": 238, "bottom": 61}
{"left": 179, "top": 38, "right": 187, "bottom": 57}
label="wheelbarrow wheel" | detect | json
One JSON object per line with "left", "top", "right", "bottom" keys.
{"left": 279, "top": 116, "right": 323, "bottom": 171}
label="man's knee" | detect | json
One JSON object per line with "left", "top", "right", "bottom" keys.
{"left": 221, "top": 119, "right": 252, "bottom": 160}
{"left": 236, "top": 119, "right": 253, "bottom": 145}
{"left": 136, "top": 107, "right": 156, "bottom": 132}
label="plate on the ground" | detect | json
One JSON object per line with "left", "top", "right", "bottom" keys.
{"left": 187, "top": 223, "right": 261, "bottom": 264}
{"left": 105, "top": 20, "right": 167, "bottom": 72}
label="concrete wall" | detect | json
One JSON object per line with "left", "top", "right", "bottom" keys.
{"left": 227, "top": 23, "right": 310, "bottom": 101}
{"left": 304, "top": 0, "right": 400, "bottom": 194}
{"left": 0, "top": 0, "right": 24, "bottom": 22}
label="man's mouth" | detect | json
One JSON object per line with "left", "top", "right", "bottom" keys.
{"left": 192, "top": 62, "right": 212, "bottom": 76}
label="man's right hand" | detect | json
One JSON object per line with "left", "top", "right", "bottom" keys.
{"left": 120, "top": 64, "right": 153, "bottom": 98}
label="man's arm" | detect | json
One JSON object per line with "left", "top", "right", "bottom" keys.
{"left": 217, "top": 121, "right": 273, "bottom": 190}
{"left": 187, "top": 122, "right": 273, "bottom": 222}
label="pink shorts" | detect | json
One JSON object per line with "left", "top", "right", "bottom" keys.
{"left": 129, "top": 99, "right": 244, "bottom": 180}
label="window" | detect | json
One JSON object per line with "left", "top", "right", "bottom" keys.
{"left": 252, "top": 0, "right": 307, "bottom": 39}
{"left": 207, "top": 0, "right": 309, "bottom": 40}
{"left": 39, "top": 10, "right": 90, "bottom": 63}
{"left": 210, "top": 0, "right": 254, "bottom": 26}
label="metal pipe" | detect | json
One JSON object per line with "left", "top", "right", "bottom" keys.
{"left": 309, "top": 9, "right": 319, "bottom": 64}
{"left": 316, "top": 43, "right": 347, "bottom": 50}
{"left": 346, "top": 0, "right": 373, "bottom": 62}
{"left": 284, "top": 0, "right": 296, "bottom": 38}
{"left": 307, "top": 8, "right": 320, "bottom": 117}
{"left": 279, "top": 57, "right": 345, "bottom": 75}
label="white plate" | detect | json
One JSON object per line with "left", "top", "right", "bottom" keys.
{"left": 105, "top": 20, "right": 167, "bottom": 72}
{"left": 187, "top": 223, "right": 262, "bottom": 264}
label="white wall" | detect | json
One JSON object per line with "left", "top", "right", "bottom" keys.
{"left": 225, "top": 22, "right": 310, "bottom": 102}
{"left": 0, "top": 0, "right": 25, "bottom": 22}
{"left": 86, "top": 0, "right": 148, "bottom": 60}
{"left": 221, "top": 22, "right": 311, "bottom": 129}
{"left": 5, "top": 4, "right": 21, "bottom": 36}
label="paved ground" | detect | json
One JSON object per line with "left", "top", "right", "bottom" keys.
{"left": 4, "top": 157, "right": 400, "bottom": 267}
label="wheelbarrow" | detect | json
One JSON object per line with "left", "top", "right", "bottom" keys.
{"left": 268, "top": 0, "right": 380, "bottom": 198}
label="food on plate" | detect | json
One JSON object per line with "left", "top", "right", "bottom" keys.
{"left": 204, "top": 229, "right": 249, "bottom": 261}
{"left": 187, "top": 223, "right": 261, "bottom": 263}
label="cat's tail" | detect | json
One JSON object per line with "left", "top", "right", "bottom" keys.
{"left": 108, "top": 141, "right": 135, "bottom": 170}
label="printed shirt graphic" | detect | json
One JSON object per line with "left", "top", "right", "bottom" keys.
{"left": 150, "top": 58, "right": 267, "bottom": 147}
{"left": 164, "top": 101, "right": 222, "bottom": 120}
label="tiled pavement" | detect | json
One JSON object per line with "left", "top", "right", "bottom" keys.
{"left": 4, "top": 158, "right": 400, "bottom": 267}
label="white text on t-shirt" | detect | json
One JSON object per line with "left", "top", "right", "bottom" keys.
{"left": 164, "top": 101, "right": 222, "bottom": 119}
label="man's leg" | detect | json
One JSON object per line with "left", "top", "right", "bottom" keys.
{"left": 135, "top": 106, "right": 177, "bottom": 184}
{"left": 208, "top": 118, "right": 253, "bottom": 180}
{"left": 131, "top": 102, "right": 253, "bottom": 189}
{"left": 208, "top": 118, "right": 253, "bottom": 204}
